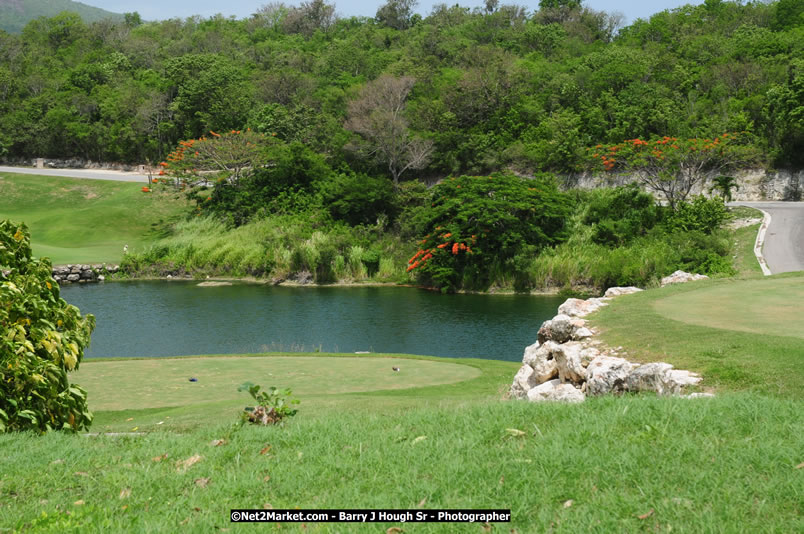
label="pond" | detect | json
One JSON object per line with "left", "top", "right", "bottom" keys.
{"left": 61, "top": 282, "right": 565, "bottom": 362}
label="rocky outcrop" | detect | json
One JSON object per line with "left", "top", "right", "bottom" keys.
{"left": 510, "top": 287, "right": 707, "bottom": 403}
{"left": 660, "top": 270, "right": 709, "bottom": 286}
{"left": 51, "top": 264, "right": 119, "bottom": 285}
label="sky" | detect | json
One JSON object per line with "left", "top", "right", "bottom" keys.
{"left": 82, "top": 1, "right": 704, "bottom": 25}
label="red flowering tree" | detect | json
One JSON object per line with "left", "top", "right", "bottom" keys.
{"left": 586, "top": 133, "right": 760, "bottom": 209}
{"left": 408, "top": 173, "right": 570, "bottom": 292}
{"left": 160, "top": 129, "right": 273, "bottom": 189}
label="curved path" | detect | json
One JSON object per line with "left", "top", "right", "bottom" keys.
{"left": 0, "top": 165, "right": 149, "bottom": 183}
{"left": 732, "top": 201, "right": 804, "bottom": 274}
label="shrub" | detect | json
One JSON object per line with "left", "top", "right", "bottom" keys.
{"left": 407, "top": 173, "right": 571, "bottom": 292}
{"left": 664, "top": 195, "right": 728, "bottom": 234}
{"left": 582, "top": 185, "right": 661, "bottom": 246}
{"left": 322, "top": 172, "right": 397, "bottom": 226}
{"left": 0, "top": 221, "right": 95, "bottom": 433}
{"left": 238, "top": 382, "right": 299, "bottom": 425}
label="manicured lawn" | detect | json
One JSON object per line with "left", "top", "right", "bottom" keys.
{"left": 0, "top": 173, "right": 188, "bottom": 264}
{"left": 591, "top": 272, "right": 804, "bottom": 398}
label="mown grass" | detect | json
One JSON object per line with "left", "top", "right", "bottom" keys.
{"left": 1, "top": 395, "right": 801, "bottom": 533}
{"left": 0, "top": 173, "right": 188, "bottom": 264}
{"left": 591, "top": 272, "right": 804, "bottom": 398}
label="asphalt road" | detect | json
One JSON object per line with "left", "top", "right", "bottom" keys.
{"left": 732, "top": 201, "right": 804, "bottom": 274}
{"left": 0, "top": 165, "right": 150, "bottom": 183}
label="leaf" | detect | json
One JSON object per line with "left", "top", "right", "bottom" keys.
{"left": 260, "top": 445, "right": 272, "bottom": 455}
{"left": 210, "top": 439, "right": 226, "bottom": 447}
{"left": 386, "top": 528, "right": 403, "bottom": 534}
{"left": 194, "top": 477, "right": 211, "bottom": 488}
{"left": 637, "top": 509, "right": 654, "bottom": 520}
{"left": 417, "top": 498, "right": 426, "bottom": 508}
{"left": 74, "top": 500, "right": 85, "bottom": 506}
{"left": 411, "top": 436, "right": 427, "bottom": 445}
{"left": 505, "top": 428, "right": 526, "bottom": 437}
{"left": 119, "top": 488, "right": 131, "bottom": 499}
{"left": 263, "top": 475, "right": 271, "bottom": 482}
{"left": 152, "top": 453, "right": 168, "bottom": 462}
{"left": 796, "top": 462, "right": 804, "bottom": 469}
{"left": 482, "top": 523, "right": 492, "bottom": 532}
{"left": 177, "top": 454, "right": 203, "bottom": 471}
{"left": 562, "top": 499, "right": 573, "bottom": 508}
{"left": 74, "top": 471, "right": 89, "bottom": 477}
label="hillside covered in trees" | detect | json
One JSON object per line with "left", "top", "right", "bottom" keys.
{"left": 0, "top": 0, "right": 122, "bottom": 34}
{"left": 0, "top": 0, "right": 801, "bottom": 176}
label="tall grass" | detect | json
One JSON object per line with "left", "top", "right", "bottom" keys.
{"left": 122, "top": 215, "right": 412, "bottom": 283}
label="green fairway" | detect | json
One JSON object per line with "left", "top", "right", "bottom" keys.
{"left": 0, "top": 173, "right": 188, "bottom": 264}
{"left": 654, "top": 276, "right": 804, "bottom": 339}
{"left": 591, "top": 272, "right": 804, "bottom": 397}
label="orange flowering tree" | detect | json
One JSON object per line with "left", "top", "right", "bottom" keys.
{"left": 586, "top": 133, "right": 760, "bottom": 209}
{"left": 408, "top": 173, "right": 570, "bottom": 292}
{"left": 159, "top": 129, "right": 273, "bottom": 189}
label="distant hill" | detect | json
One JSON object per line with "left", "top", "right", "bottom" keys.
{"left": 0, "top": 0, "right": 123, "bottom": 33}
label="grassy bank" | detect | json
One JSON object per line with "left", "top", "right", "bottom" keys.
{"left": 1, "top": 392, "right": 800, "bottom": 533}
{"left": 591, "top": 272, "right": 804, "bottom": 398}
{"left": 0, "top": 173, "right": 188, "bottom": 264}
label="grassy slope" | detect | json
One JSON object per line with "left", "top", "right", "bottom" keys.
{"left": 0, "top": 173, "right": 188, "bottom": 264}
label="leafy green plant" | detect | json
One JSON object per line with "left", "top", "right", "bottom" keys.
{"left": 0, "top": 220, "right": 95, "bottom": 433}
{"left": 407, "top": 173, "right": 571, "bottom": 292}
{"left": 238, "top": 382, "right": 299, "bottom": 425}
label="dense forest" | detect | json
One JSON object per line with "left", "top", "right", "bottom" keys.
{"left": 0, "top": 0, "right": 802, "bottom": 176}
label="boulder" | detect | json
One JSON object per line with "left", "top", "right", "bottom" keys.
{"left": 553, "top": 342, "right": 587, "bottom": 384}
{"left": 66, "top": 273, "right": 80, "bottom": 282}
{"left": 682, "top": 392, "right": 715, "bottom": 399}
{"left": 625, "top": 362, "right": 676, "bottom": 395}
{"left": 97, "top": 275, "right": 105, "bottom": 282}
{"left": 667, "top": 369, "right": 702, "bottom": 390}
{"left": 604, "top": 286, "right": 643, "bottom": 298}
{"left": 81, "top": 269, "right": 96, "bottom": 280}
{"left": 572, "top": 327, "right": 595, "bottom": 340}
{"left": 510, "top": 364, "right": 541, "bottom": 399}
{"left": 579, "top": 346, "right": 601, "bottom": 367}
{"left": 584, "top": 356, "right": 635, "bottom": 396}
{"left": 521, "top": 341, "right": 559, "bottom": 384}
{"left": 106, "top": 264, "right": 119, "bottom": 273}
{"left": 660, "top": 270, "right": 709, "bottom": 287}
{"left": 537, "top": 314, "right": 575, "bottom": 344}
{"left": 558, "top": 297, "right": 610, "bottom": 318}
{"left": 70, "top": 265, "right": 81, "bottom": 274}
{"left": 527, "top": 379, "right": 585, "bottom": 403}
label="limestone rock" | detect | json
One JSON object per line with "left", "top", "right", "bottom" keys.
{"left": 81, "top": 269, "right": 96, "bottom": 280}
{"left": 682, "top": 392, "right": 715, "bottom": 399}
{"left": 510, "top": 364, "right": 540, "bottom": 399}
{"left": 558, "top": 297, "right": 610, "bottom": 318}
{"left": 625, "top": 362, "right": 676, "bottom": 395}
{"left": 553, "top": 342, "right": 587, "bottom": 384}
{"left": 667, "top": 369, "right": 702, "bottom": 389}
{"left": 604, "top": 286, "right": 643, "bottom": 298}
{"left": 97, "top": 275, "right": 105, "bottom": 282}
{"left": 660, "top": 270, "right": 709, "bottom": 287}
{"left": 537, "top": 314, "right": 575, "bottom": 344}
{"left": 522, "top": 341, "right": 559, "bottom": 384}
{"left": 527, "top": 379, "right": 585, "bottom": 403}
{"left": 585, "top": 356, "right": 635, "bottom": 396}
{"left": 197, "top": 281, "right": 233, "bottom": 287}
{"left": 579, "top": 346, "right": 601, "bottom": 367}
{"left": 66, "top": 273, "right": 80, "bottom": 282}
{"left": 572, "top": 327, "right": 594, "bottom": 340}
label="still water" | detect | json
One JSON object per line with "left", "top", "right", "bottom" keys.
{"left": 60, "top": 282, "right": 564, "bottom": 362}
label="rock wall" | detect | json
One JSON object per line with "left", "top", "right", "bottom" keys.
{"left": 510, "top": 283, "right": 712, "bottom": 403}
{"left": 51, "top": 264, "right": 119, "bottom": 285}
{"left": 563, "top": 168, "right": 803, "bottom": 201}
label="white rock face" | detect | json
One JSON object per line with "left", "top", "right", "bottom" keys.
{"left": 584, "top": 356, "right": 635, "bottom": 396}
{"left": 604, "top": 286, "right": 643, "bottom": 298}
{"left": 572, "top": 327, "right": 595, "bottom": 340}
{"left": 527, "top": 380, "right": 585, "bottom": 403}
{"left": 667, "top": 369, "right": 703, "bottom": 389}
{"left": 510, "top": 364, "right": 538, "bottom": 399}
{"left": 522, "top": 341, "right": 560, "bottom": 384}
{"left": 558, "top": 297, "right": 610, "bottom": 318}
{"left": 660, "top": 270, "right": 709, "bottom": 287}
{"left": 537, "top": 314, "right": 575, "bottom": 344}
{"left": 553, "top": 342, "right": 587, "bottom": 384}
{"left": 626, "top": 362, "right": 676, "bottom": 395}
